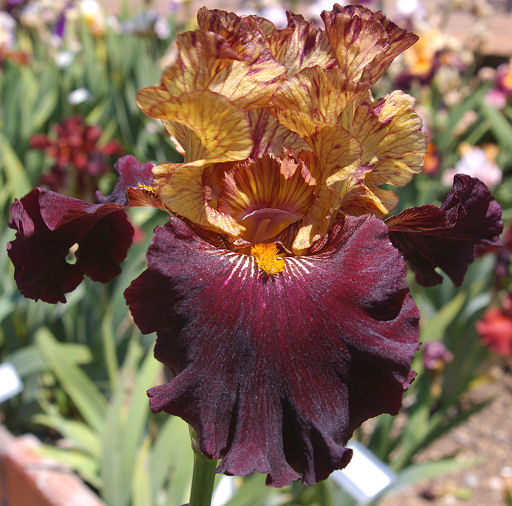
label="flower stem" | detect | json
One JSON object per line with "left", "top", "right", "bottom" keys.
{"left": 189, "top": 431, "right": 217, "bottom": 506}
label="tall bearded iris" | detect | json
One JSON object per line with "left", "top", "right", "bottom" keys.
{"left": 8, "top": 5, "right": 503, "bottom": 488}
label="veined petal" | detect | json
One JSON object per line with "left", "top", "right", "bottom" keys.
{"left": 217, "top": 155, "right": 316, "bottom": 243}
{"left": 349, "top": 90, "right": 427, "bottom": 188}
{"left": 153, "top": 162, "right": 244, "bottom": 236}
{"left": 8, "top": 189, "right": 133, "bottom": 303}
{"left": 387, "top": 175, "right": 503, "bottom": 286}
{"left": 248, "top": 109, "right": 310, "bottom": 158}
{"left": 322, "top": 5, "right": 417, "bottom": 87}
{"left": 136, "top": 90, "right": 253, "bottom": 166}
{"left": 125, "top": 215, "right": 419, "bottom": 487}
{"left": 267, "top": 13, "right": 335, "bottom": 76}
{"left": 270, "top": 67, "right": 361, "bottom": 133}
{"left": 160, "top": 30, "right": 243, "bottom": 98}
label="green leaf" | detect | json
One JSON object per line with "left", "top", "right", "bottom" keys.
{"left": 34, "top": 413, "right": 101, "bottom": 458}
{"left": 39, "top": 444, "right": 103, "bottom": 490}
{"left": 132, "top": 436, "right": 153, "bottom": 506}
{"left": 481, "top": 102, "right": 512, "bottom": 149}
{"left": 382, "top": 457, "right": 476, "bottom": 498}
{"left": 1, "top": 134, "right": 31, "bottom": 197}
{"left": 420, "top": 292, "right": 466, "bottom": 342}
{"left": 36, "top": 328, "right": 107, "bottom": 432}
{"left": 223, "top": 473, "right": 274, "bottom": 506}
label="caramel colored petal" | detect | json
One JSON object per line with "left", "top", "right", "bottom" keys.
{"left": 321, "top": 6, "right": 389, "bottom": 84}
{"left": 323, "top": 5, "right": 417, "bottom": 86}
{"left": 248, "top": 109, "right": 310, "bottom": 158}
{"left": 153, "top": 162, "right": 244, "bottom": 236}
{"left": 351, "top": 91, "right": 426, "bottom": 187}
{"left": 136, "top": 90, "right": 253, "bottom": 166}
{"left": 160, "top": 30, "right": 242, "bottom": 97}
{"left": 267, "top": 13, "right": 335, "bottom": 76}
{"left": 271, "top": 67, "right": 357, "bottom": 128}
{"left": 209, "top": 54, "right": 286, "bottom": 111}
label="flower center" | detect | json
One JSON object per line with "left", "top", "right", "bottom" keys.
{"left": 251, "top": 243, "right": 285, "bottom": 275}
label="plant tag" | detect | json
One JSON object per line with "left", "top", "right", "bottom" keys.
{"left": 0, "top": 362, "right": 23, "bottom": 403}
{"left": 331, "top": 440, "right": 396, "bottom": 504}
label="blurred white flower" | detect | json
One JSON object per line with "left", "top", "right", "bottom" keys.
{"left": 68, "top": 87, "right": 92, "bottom": 105}
{"left": 442, "top": 144, "right": 502, "bottom": 188}
{"left": 55, "top": 50, "right": 74, "bottom": 68}
{"left": 0, "top": 12, "right": 16, "bottom": 48}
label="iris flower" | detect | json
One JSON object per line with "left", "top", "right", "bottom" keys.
{"left": 8, "top": 4, "right": 503, "bottom": 487}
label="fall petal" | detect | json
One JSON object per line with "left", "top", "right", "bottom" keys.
{"left": 387, "top": 175, "right": 503, "bottom": 286}
{"left": 125, "top": 215, "right": 419, "bottom": 487}
{"left": 8, "top": 189, "right": 133, "bottom": 303}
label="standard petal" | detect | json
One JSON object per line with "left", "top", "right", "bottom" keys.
{"left": 387, "top": 175, "right": 503, "bottom": 286}
{"left": 136, "top": 90, "right": 253, "bottom": 166}
{"left": 8, "top": 188, "right": 133, "bottom": 303}
{"left": 125, "top": 215, "right": 419, "bottom": 487}
{"left": 97, "top": 155, "right": 155, "bottom": 205}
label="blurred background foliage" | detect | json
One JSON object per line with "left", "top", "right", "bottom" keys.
{"left": 1, "top": 0, "right": 512, "bottom": 505}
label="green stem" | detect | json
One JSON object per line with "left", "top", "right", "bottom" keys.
{"left": 189, "top": 433, "right": 218, "bottom": 506}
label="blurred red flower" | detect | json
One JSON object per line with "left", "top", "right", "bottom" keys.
{"left": 30, "top": 115, "right": 123, "bottom": 200}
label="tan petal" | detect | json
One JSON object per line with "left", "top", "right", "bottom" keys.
{"left": 350, "top": 90, "right": 427, "bottom": 187}
{"left": 153, "top": 162, "right": 245, "bottom": 236}
{"left": 209, "top": 52, "right": 286, "bottom": 110}
{"left": 267, "top": 13, "right": 335, "bottom": 76}
{"left": 322, "top": 5, "right": 417, "bottom": 86}
{"left": 248, "top": 109, "right": 309, "bottom": 158}
{"left": 160, "top": 30, "right": 243, "bottom": 97}
{"left": 292, "top": 184, "right": 341, "bottom": 254}
{"left": 136, "top": 90, "right": 253, "bottom": 166}
{"left": 217, "top": 155, "right": 316, "bottom": 243}
{"left": 270, "top": 67, "right": 359, "bottom": 128}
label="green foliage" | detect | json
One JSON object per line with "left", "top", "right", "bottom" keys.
{"left": 1, "top": 3, "right": 512, "bottom": 506}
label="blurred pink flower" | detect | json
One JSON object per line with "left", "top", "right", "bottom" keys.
{"left": 442, "top": 144, "right": 501, "bottom": 188}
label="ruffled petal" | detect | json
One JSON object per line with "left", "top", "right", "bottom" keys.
{"left": 267, "top": 13, "right": 335, "bottom": 76}
{"left": 387, "top": 175, "right": 503, "bottom": 286}
{"left": 8, "top": 189, "right": 133, "bottom": 303}
{"left": 125, "top": 215, "right": 419, "bottom": 487}
{"left": 136, "top": 90, "right": 253, "bottom": 166}
{"left": 322, "top": 5, "right": 417, "bottom": 87}
{"left": 349, "top": 90, "right": 427, "bottom": 187}
{"left": 97, "top": 155, "right": 155, "bottom": 205}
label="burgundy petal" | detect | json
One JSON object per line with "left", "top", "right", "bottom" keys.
{"left": 96, "top": 155, "right": 154, "bottom": 205}
{"left": 387, "top": 175, "right": 503, "bottom": 286}
{"left": 7, "top": 188, "right": 133, "bottom": 303}
{"left": 125, "top": 215, "right": 419, "bottom": 487}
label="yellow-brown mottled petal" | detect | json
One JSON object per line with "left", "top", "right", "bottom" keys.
{"left": 218, "top": 155, "right": 316, "bottom": 243}
{"left": 321, "top": 6, "right": 389, "bottom": 84}
{"left": 208, "top": 52, "right": 286, "bottom": 110}
{"left": 271, "top": 67, "right": 357, "bottom": 128}
{"left": 292, "top": 183, "right": 341, "bottom": 254}
{"left": 248, "top": 109, "right": 310, "bottom": 158}
{"left": 153, "top": 162, "right": 245, "bottom": 236}
{"left": 313, "top": 124, "right": 361, "bottom": 183}
{"left": 136, "top": 90, "right": 253, "bottom": 166}
{"left": 322, "top": 5, "right": 417, "bottom": 87}
{"left": 350, "top": 90, "right": 427, "bottom": 187}
{"left": 160, "top": 30, "right": 242, "bottom": 97}
{"left": 267, "top": 13, "right": 335, "bottom": 76}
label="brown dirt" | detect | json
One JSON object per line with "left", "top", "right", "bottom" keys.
{"left": 381, "top": 361, "right": 512, "bottom": 506}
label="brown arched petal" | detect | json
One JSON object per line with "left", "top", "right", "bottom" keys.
{"left": 124, "top": 215, "right": 419, "bottom": 487}
{"left": 387, "top": 175, "right": 503, "bottom": 286}
{"left": 8, "top": 189, "right": 133, "bottom": 303}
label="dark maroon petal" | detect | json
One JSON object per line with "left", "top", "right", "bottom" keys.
{"left": 125, "top": 215, "right": 419, "bottom": 487}
{"left": 387, "top": 175, "right": 503, "bottom": 286}
{"left": 7, "top": 188, "right": 133, "bottom": 303}
{"left": 96, "top": 155, "right": 154, "bottom": 205}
